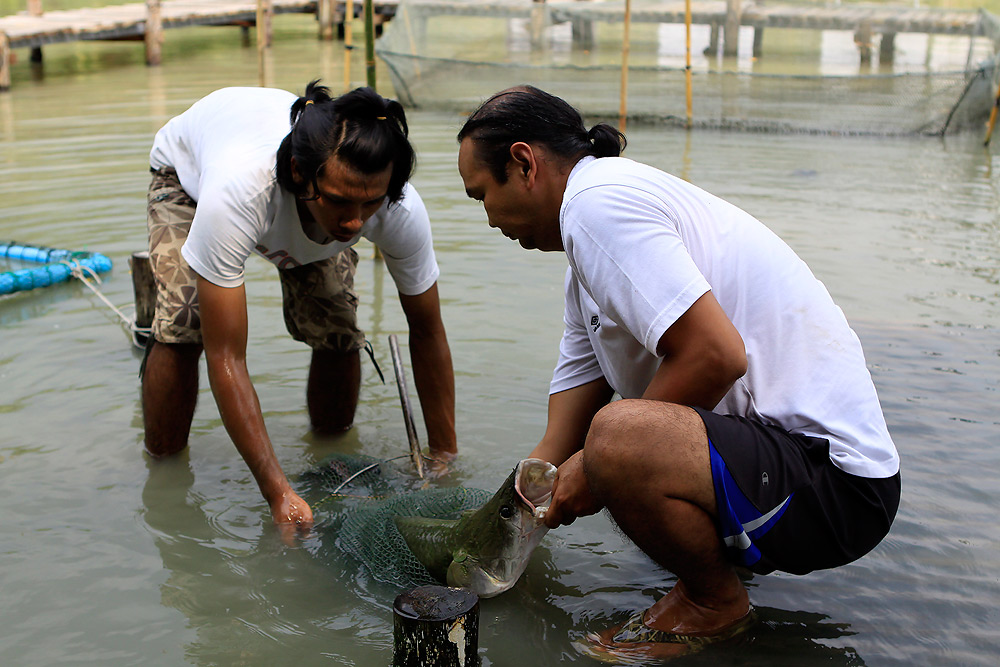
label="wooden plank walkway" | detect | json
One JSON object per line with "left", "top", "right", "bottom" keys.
{"left": 0, "top": 0, "right": 398, "bottom": 48}
{"left": 545, "top": 1, "right": 983, "bottom": 38}
{"left": 0, "top": 0, "right": 400, "bottom": 90}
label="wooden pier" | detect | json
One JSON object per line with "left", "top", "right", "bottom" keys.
{"left": 0, "top": 0, "right": 400, "bottom": 91}
{"left": 401, "top": 0, "right": 989, "bottom": 62}
{"left": 1, "top": 0, "right": 992, "bottom": 91}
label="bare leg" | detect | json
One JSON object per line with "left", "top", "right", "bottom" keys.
{"left": 307, "top": 348, "right": 360, "bottom": 434}
{"left": 584, "top": 399, "right": 749, "bottom": 635}
{"left": 142, "top": 340, "right": 202, "bottom": 457}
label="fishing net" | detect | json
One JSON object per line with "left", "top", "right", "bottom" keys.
{"left": 300, "top": 453, "right": 491, "bottom": 590}
{"left": 377, "top": 0, "right": 1000, "bottom": 135}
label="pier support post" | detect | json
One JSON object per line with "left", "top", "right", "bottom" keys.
{"left": 28, "top": 0, "right": 43, "bottom": 63}
{"left": 752, "top": 26, "right": 763, "bottom": 58}
{"left": 393, "top": 586, "right": 479, "bottom": 667}
{"left": 0, "top": 31, "right": 9, "bottom": 92}
{"left": 723, "top": 0, "right": 741, "bottom": 57}
{"left": 879, "top": 31, "right": 895, "bottom": 65}
{"left": 318, "top": 0, "right": 335, "bottom": 41}
{"left": 530, "top": 0, "right": 548, "bottom": 49}
{"left": 129, "top": 251, "right": 155, "bottom": 345}
{"left": 704, "top": 22, "right": 719, "bottom": 56}
{"left": 145, "top": 0, "right": 163, "bottom": 66}
{"left": 855, "top": 20, "right": 873, "bottom": 65}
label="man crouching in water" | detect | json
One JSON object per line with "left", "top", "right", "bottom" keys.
{"left": 142, "top": 81, "right": 455, "bottom": 542}
{"left": 457, "top": 85, "right": 899, "bottom": 658}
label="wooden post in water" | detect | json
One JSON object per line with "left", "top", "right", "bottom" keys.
{"left": 393, "top": 586, "right": 479, "bottom": 667}
{"left": 0, "top": 32, "right": 10, "bottom": 93}
{"left": 129, "top": 251, "right": 155, "bottom": 345}
{"left": 145, "top": 0, "right": 163, "bottom": 66}
{"left": 723, "top": 0, "right": 741, "bottom": 57}
{"left": 256, "top": 0, "right": 273, "bottom": 86}
{"left": 318, "top": 0, "right": 335, "bottom": 41}
{"left": 28, "top": 0, "right": 43, "bottom": 64}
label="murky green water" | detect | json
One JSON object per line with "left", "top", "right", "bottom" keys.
{"left": 1, "top": 14, "right": 999, "bottom": 667}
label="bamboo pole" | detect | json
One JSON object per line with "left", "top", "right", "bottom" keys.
{"left": 618, "top": 0, "right": 631, "bottom": 134}
{"left": 344, "top": 0, "right": 354, "bottom": 92}
{"left": 984, "top": 74, "right": 1000, "bottom": 146}
{"left": 256, "top": 0, "right": 272, "bottom": 87}
{"left": 318, "top": 0, "right": 334, "bottom": 41}
{"left": 364, "top": 0, "right": 376, "bottom": 89}
{"left": 389, "top": 334, "right": 424, "bottom": 479}
{"left": 684, "top": 0, "right": 692, "bottom": 129}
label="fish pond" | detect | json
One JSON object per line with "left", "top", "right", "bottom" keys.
{"left": 0, "top": 12, "right": 998, "bottom": 667}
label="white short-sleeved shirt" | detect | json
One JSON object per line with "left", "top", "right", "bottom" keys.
{"left": 149, "top": 86, "right": 439, "bottom": 295}
{"left": 551, "top": 156, "right": 899, "bottom": 479}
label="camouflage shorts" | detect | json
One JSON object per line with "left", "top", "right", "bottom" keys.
{"left": 146, "top": 167, "right": 364, "bottom": 352}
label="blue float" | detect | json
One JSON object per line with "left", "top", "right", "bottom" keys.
{"left": 0, "top": 241, "right": 113, "bottom": 296}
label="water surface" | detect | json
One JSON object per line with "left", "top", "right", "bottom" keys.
{"left": 1, "top": 15, "right": 998, "bottom": 666}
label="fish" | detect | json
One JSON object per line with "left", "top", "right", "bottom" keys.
{"left": 393, "top": 458, "right": 557, "bottom": 598}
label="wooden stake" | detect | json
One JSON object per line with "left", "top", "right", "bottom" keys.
{"left": 984, "top": 74, "right": 1000, "bottom": 146}
{"left": 129, "top": 251, "right": 155, "bottom": 345}
{"left": 393, "top": 586, "right": 479, "bottom": 667}
{"left": 389, "top": 334, "right": 424, "bottom": 479}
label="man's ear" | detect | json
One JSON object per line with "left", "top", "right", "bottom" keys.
{"left": 509, "top": 142, "right": 536, "bottom": 185}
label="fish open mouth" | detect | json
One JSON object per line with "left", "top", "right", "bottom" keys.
{"left": 515, "top": 457, "right": 557, "bottom": 522}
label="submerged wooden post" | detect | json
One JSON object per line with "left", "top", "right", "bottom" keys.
{"left": 723, "top": 0, "right": 741, "bottom": 57}
{"left": 393, "top": 586, "right": 479, "bottom": 667}
{"left": 145, "top": 0, "right": 163, "bottom": 66}
{"left": 129, "top": 251, "right": 155, "bottom": 345}
{"left": 28, "top": 0, "right": 43, "bottom": 64}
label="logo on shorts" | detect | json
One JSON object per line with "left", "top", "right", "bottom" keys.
{"left": 591, "top": 315, "right": 601, "bottom": 332}
{"left": 761, "top": 472, "right": 769, "bottom": 487}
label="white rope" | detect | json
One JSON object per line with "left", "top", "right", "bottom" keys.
{"left": 65, "top": 259, "right": 150, "bottom": 350}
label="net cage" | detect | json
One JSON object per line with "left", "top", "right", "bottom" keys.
{"left": 300, "top": 453, "right": 491, "bottom": 590}
{"left": 376, "top": 0, "right": 1000, "bottom": 135}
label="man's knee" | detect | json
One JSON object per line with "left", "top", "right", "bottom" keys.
{"left": 583, "top": 400, "right": 710, "bottom": 501}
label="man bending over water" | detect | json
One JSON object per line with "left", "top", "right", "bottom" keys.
{"left": 142, "top": 81, "right": 455, "bottom": 539}
{"left": 457, "top": 86, "right": 899, "bottom": 658}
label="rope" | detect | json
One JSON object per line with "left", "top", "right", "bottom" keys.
{"left": 65, "top": 259, "right": 150, "bottom": 350}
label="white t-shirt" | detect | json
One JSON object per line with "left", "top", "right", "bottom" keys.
{"left": 149, "top": 86, "right": 439, "bottom": 295}
{"left": 551, "top": 156, "right": 899, "bottom": 479}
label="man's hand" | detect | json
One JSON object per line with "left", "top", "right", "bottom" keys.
{"left": 542, "top": 450, "right": 603, "bottom": 529}
{"left": 270, "top": 489, "right": 314, "bottom": 546}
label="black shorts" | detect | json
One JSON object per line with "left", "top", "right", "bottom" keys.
{"left": 694, "top": 407, "right": 901, "bottom": 576}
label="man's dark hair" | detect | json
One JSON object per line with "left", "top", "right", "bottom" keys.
{"left": 457, "top": 85, "right": 626, "bottom": 183}
{"left": 276, "top": 80, "right": 415, "bottom": 203}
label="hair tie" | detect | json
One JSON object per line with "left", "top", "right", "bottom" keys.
{"left": 376, "top": 116, "right": 387, "bottom": 120}
{"left": 305, "top": 100, "right": 314, "bottom": 106}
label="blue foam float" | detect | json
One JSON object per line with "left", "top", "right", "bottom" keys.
{"left": 0, "top": 241, "right": 113, "bottom": 296}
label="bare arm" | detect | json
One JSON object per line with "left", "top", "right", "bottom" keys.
{"left": 197, "top": 275, "right": 313, "bottom": 533}
{"left": 530, "top": 376, "right": 615, "bottom": 466}
{"left": 398, "top": 283, "right": 457, "bottom": 459}
{"left": 642, "top": 291, "right": 747, "bottom": 408}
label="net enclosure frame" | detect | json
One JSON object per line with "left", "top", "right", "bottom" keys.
{"left": 376, "top": 0, "right": 1000, "bottom": 136}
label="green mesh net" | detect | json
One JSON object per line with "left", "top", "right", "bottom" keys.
{"left": 300, "top": 453, "right": 491, "bottom": 590}
{"left": 377, "top": 0, "right": 1000, "bottom": 136}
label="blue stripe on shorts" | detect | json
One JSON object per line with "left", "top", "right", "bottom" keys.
{"left": 709, "top": 439, "right": 793, "bottom": 569}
